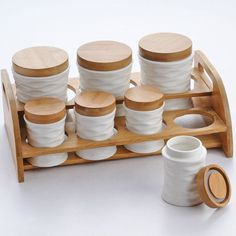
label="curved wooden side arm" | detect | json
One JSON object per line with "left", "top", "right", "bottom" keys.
{"left": 1, "top": 70, "right": 24, "bottom": 182}
{"left": 194, "top": 50, "right": 233, "bottom": 157}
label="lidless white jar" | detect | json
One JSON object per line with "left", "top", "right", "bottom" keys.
{"left": 124, "top": 85, "right": 165, "bottom": 153}
{"left": 139, "top": 33, "right": 194, "bottom": 110}
{"left": 77, "top": 41, "right": 132, "bottom": 116}
{"left": 162, "top": 136, "right": 206, "bottom": 206}
{"left": 12, "top": 46, "right": 69, "bottom": 103}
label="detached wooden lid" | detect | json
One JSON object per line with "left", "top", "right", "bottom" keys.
{"left": 24, "top": 97, "right": 66, "bottom": 124}
{"left": 124, "top": 85, "right": 164, "bottom": 111}
{"left": 12, "top": 46, "right": 69, "bottom": 77}
{"left": 196, "top": 164, "right": 231, "bottom": 208}
{"left": 139, "top": 33, "right": 192, "bottom": 62}
{"left": 77, "top": 41, "right": 132, "bottom": 71}
{"left": 75, "top": 91, "right": 116, "bottom": 116}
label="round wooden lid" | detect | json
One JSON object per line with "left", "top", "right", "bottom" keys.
{"left": 196, "top": 164, "right": 231, "bottom": 208}
{"left": 77, "top": 41, "right": 132, "bottom": 71}
{"left": 124, "top": 85, "right": 164, "bottom": 111}
{"left": 12, "top": 46, "right": 69, "bottom": 77}
{"left": 139, "top": 33, "right": 192, "bottom": 62}
{"left": 75, "top": 91, "right": 116, "bottom": 116}
{"left": 24, "top": 97, "right": 66, "bottom": 124}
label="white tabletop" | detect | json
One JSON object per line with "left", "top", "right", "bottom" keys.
{"left": 1, "top": 0, "right": 236, "bottom": 235}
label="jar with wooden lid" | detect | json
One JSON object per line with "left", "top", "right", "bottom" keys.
{"left": 139, "top": 33, "right": 193, "bottom": 110}
{"left": 12, "top": 46, "right": 69, "bottom": 103}
{"left": 77, "top": 41, "right": 132, "bottom": 116}
{"left": 124, "top": 85, "right": 165, "bottom": 153}
{"left": 74, "top": 90, "right": 117, "bottom": 160}
{"left": 24, "top": 97, "right": 68, "bottom": 167}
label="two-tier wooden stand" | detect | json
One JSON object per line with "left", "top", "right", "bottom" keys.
{"left": 1, "top": 51, "right": 233, "bottom": 182}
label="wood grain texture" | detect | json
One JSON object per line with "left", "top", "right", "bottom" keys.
{"left": 196, "top": 164, "right": 231, "bottom": 208}
{"left": 139, "top": 33, "right": 192, "bottom": 62}
{"left": 12, "top": 46, "right": 69, "bottom": 77}
{"left": 1, "top": 70, "right": 24, "bottom": 182}
{"left": 75, "top": 91, "right": 116, "bottom": 116}
{"left": 194, "top": 50, "right": 233, "bottom": 157}
{"left": 124, "top": 85, "right": 164, "bottom": 111}
{"left": 77, "top": 41, "right": 132, "bottom": 71}
{"left": 208, "top": 172, "right": 227, "bottom": 199}
{"left": 24, "top": 97, "right": 66, "bottom": 124}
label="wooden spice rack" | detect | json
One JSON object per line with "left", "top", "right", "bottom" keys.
{"left": 1, "top": 50, "right": 233, "bottom": 182}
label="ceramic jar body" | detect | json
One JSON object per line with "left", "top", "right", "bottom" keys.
{"left": 124, "top": 103, "right": 165, "bottom": 153}
{"left": 13, "top": 68, "right": 69, "bottom": 103}
{"left": 139, "top": 54, "right": 193, "bottom": 110}
{"left": 75, "top": 110, "right": 117, "bottom": 160}
{"left": 162, "top": 136, "right": 206, "bottom": 207}
{"left": 78, "top": 64, "right": 132, "bottom": 116}
{"left": 24, "top": 116, "right": 68, "bottom": 167}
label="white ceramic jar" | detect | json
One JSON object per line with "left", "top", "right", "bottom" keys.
{"left": 77, "top": 41, "right": 132, "bottom": 116}
{"left": 12, "top": 46, "right": 69, "bottom": 103}
{"left": 124, "top": 85, "right": 165, "bottom": 153}
{"left": 139, "top": 33, "right": 193, "bottom": 110}
{"left": 74, "top": 91, "right": 117, "bottom": 160}
{"left": 162, "top": 136, "right": 206, "bottom": 206}
{"left": 24, "top": 97, "right": 68, "bottom": 167}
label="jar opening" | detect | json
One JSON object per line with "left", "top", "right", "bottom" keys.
{"left": 167, "top": 136, "right": 201, "bottom": 153}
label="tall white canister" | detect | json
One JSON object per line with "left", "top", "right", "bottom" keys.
{"left": 139, "top": 33, "right": 193, "bottom": 110}
{"left": 124, "top": 85, "right": 165, "bottom": 153}
{"left": 77, "top": 41, "right": 132, "bottom": 116}
{"left": 12, "top": 46, "right": 69, "bottom": 103}
{"left": 74, "top": 90, "right": 117, "bottom": 160}
{"left": 24, "top": 97, "right": 68, "bottom": 167}
{"left": 162, "top": 136, "right": 206, "bottom": 206}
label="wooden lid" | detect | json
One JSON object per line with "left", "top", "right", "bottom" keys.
{"left": 124, "top": 85, "right": 164, "bottom": 111}
{"left": 24, "top": 97, "right": 66, "bottom": 124}
{"left": 12, "top": 46, "right": 69, "bottom": 77}
{"left": 75, "top": 91, "right": 116, "bottom": 116}
{"left": 139, "top": 33, "right": 192, "bottom": 62}
{"left": 77, "top": 41, "right": 132, "bottom": 71}
{"left": 196, "top": 164, "right": 231, "bottom": 208}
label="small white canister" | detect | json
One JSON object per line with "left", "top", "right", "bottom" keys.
{"left": 24, "top": 97, "right": 68, "bottom": 167}
{"left": 12, "top": 46, "right": 69, "bottom": 103}
{"left": 77, "top": 41, "right": 132, "bottom": 116}
{"left": 162, "top": 136, "right": 206, "bottom": 206}
{"left": 124, "top": 85, "right": 165, "bottom": 153}
{"left": 74, "top": 90, "right": 117, "bottom": 160}
{"left": 139, "top": 33, "right": 193, "bottom": 110}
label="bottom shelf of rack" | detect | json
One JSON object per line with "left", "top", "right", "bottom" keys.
{"left": 23, "top": 134, "right": 222, "bottom": 171}
{"left": 23, "top": 145, "right": 159, "bottom": 170}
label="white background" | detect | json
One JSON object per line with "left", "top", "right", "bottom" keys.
{"left": 0, "top": 0, "right": 236, "bottom": 235}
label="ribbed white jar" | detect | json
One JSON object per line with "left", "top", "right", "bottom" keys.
{"left": 77, "top": 40, "right": 132, "bottom": 116}
{"left": 13, "top": 68, "right": 69, "bottom": 103}
{"left": 12, "top": 46, "right": 69, "bottom": 103}
{"left": 139, "top": 54, "right": 193, "bottom": 110}
{"left": 75, "top": 110, "right": 117, "bottom": 160}
{"left": 139, "top": 32, "right": 194, "bottom": 110}
{"left": 124, "top": 103, "right": 165, "bottom": 153}
{"left": 24, "top": 116, "right": 68, "bottom": 167}
{"left": 162, "top": 136, "right": 206, "bottom": 206}
{"left": 78, "top": 64, "right": 132, "bottom": 116}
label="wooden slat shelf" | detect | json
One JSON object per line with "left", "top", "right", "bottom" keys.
{"left": 23, "top": 133, "right": 222, "bottom": 171}
{"left": 20, "top": 108, "right": 226, "bottom": 158}
{"left": 14, "top": 68, "right": 212, "bottom": 113}
{"left": 1, "top": 50, "right": 233, "bottom": 182}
